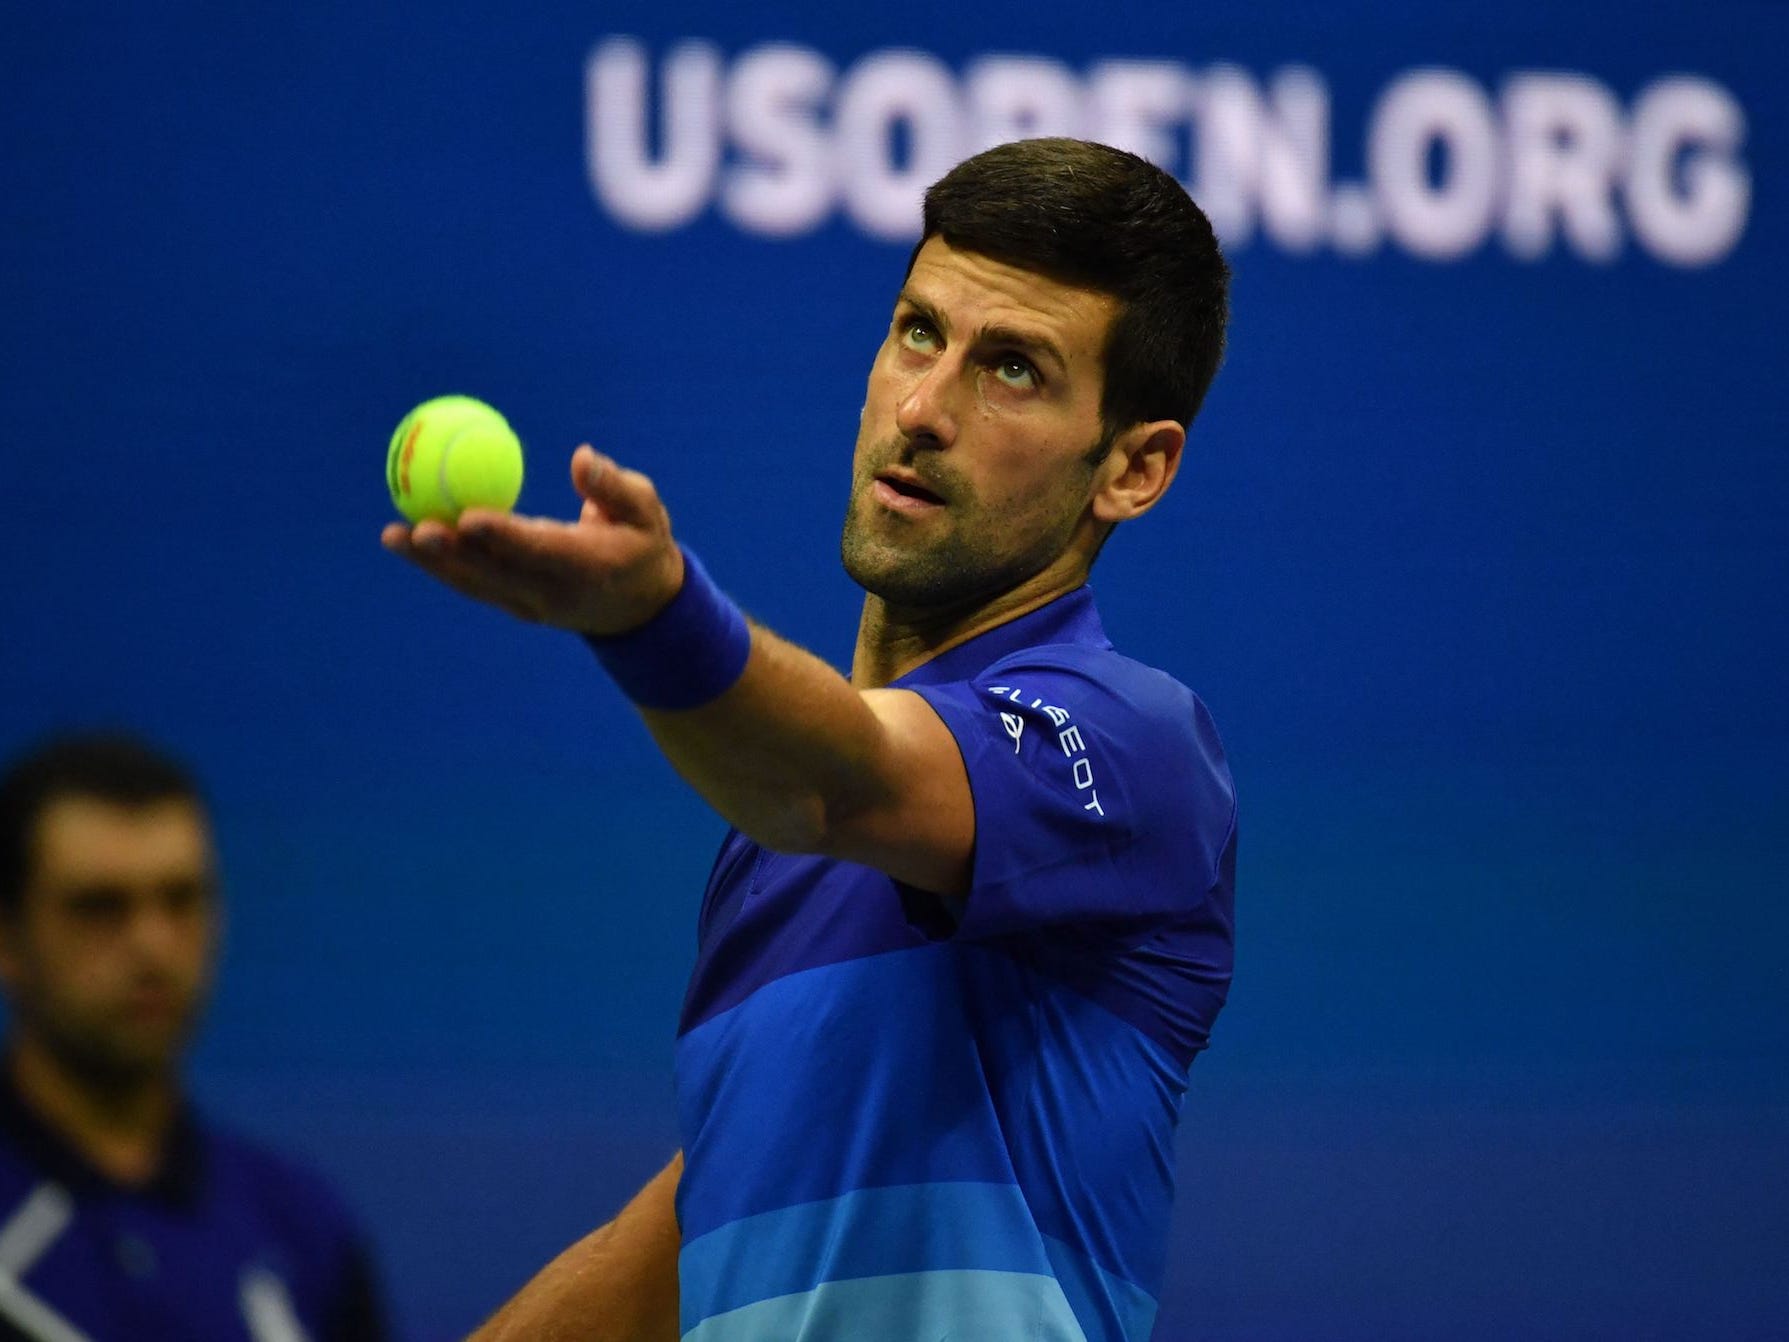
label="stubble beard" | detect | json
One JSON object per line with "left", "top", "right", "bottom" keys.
{"left": 839, "top": 443, "right": 1094, "bottom": 613}
{"left": 17, "top": 981, "right": 198, "bottom": 1095}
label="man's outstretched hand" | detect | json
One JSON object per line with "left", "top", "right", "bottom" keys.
{"left": 381, "top": 445, "right": 685, "bottom": 635}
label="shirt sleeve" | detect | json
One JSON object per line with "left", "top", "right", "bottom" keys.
{"left": 906, "top": 648, "right": 1234, "bottom": 943}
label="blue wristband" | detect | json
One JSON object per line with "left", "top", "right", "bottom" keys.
{"left": 583, "top": 548, "right": 751, "bottom": 710}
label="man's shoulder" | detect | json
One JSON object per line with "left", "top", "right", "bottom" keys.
{"left": 197, "top": 1119, "right": 366, "bottom": 1245}
{"left": 973, "top": 640, "right": 1223, "bottom": 750}
{"left": 984, "top": 639, "right": 1189, "bottom": 690}
{"left": 0, "top": 1106, "right": 371, "bottom": 1279}
{"left": 964, "top": 638, "right": 1235, "bottom": 862}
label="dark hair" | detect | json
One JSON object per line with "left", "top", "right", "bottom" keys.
{"left": 0, "top": 733, "right": 205, "bottom": 916}
{"left": 913, "top": 137, "right": 1230, "bottom": 434}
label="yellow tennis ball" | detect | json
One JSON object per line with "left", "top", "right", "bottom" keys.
{"left": 387, "top": 395, "right": 524, "bottom": 524}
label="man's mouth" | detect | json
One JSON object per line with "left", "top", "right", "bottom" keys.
{"left": 872, "top": 471, "right": 946, "bottom": 511}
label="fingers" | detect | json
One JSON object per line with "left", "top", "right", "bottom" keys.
{"left": 572, "top": 445, "right": 662, "bottom": 528}
{"left": 381, "top": 445, "right": 674, "bottom": 631}
{"left": 385, "top": 508, "right": 637, "bottom": 624}
{"left": 457, "top": 507, "right": 603, "bottom": 583}
{"left": 381, "top": 524, "right": 551, "bottom": 623}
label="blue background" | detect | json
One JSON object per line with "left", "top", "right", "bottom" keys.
{"left": 3, "top": 4, "right": 1785, "bottom": 1338}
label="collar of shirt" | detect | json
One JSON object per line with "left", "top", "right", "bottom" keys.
{"left": 0, "top": 1062, "right": 206, "bottom": 1207}
{"left": 890, "top": 585, "right": 1112, "bottom": 690}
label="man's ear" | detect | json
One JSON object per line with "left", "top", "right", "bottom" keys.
{"left": 1092, "top": 420, "right": 1185, "bottom": 524}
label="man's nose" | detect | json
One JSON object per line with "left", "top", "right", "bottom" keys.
{"left": 894, "top": 355, "right": 959, "bottom": 449}
{"left": 127, "top": 905, "right": 192, "bottom": 965}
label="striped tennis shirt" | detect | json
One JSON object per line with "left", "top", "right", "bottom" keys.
{"left": 673, "top": 586, "right": 1236, "bottom": 1341}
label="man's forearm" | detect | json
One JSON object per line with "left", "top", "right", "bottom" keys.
{"left": 639, "top": 625, "right": 898, "bottom": 855}
{"left": 468, "top": 1153, "right": 682, "bottom": 1342}
{"left": 637, "top": 621, "right": 974, "bottom": 893}
{"left": 383, "top": 458, "right": 969, "bottom": 886}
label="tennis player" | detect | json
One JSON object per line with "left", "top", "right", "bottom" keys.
{"left": 389, "top": 137, "right": 1236, "bottom": 1342}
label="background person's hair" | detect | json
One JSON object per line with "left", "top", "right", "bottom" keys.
{"left": 914, "top": 137, "right": 1231, "bottom": 437}
{"left": 0, "top": 733, "right": 205, "bottom": 918}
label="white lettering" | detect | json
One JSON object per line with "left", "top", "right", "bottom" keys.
{"left": 1502, "top": 73, "right": 1625, "bottom": 262}
{"left": 586, "top": 38, "right": 721, "bottom": 232}
{"left": 582, "top": 38, "right": 1753, "bottom": 270}
{"left": 1191, "top": 66, "right": 1252, "bottom": 242}
{"left": 1088, "top": 60, "right": 1189, "bottom": 175}
{"left": 1626, "top": 77, "right": 1750, "bottom": 267}
{"left": 1193, "top": 65, "right": 1329, "bottom": 250}
{"left": 1059, "top": 725, "right": 1086, "bottom": 755}
{"left": 966, "top": 56, "right": 1084, "bottom": 152}
{"left": 835, "top": 50, "right": 963, "bottom": 241}
{"left": 721, "top": 44, "right": 835, "bottom": 237}
{"left": 1259, "top": 67, "right": 1330, "bottom": 251}
{"left": 1367, "top": 68, "right": 1500, "bottom": 260}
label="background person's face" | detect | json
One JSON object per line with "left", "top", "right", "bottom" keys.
{"left": 842, "top": 238, "right": 1119, "bottom": 611}
{"left": 0, "top": 797, "right": 217, "bottom": 1086}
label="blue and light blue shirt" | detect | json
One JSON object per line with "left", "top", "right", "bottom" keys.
{"left": 674, "top": 586, "right": 1236, "bottom": 1341}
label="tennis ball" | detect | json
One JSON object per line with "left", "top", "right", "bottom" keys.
{"left": 387, "top": 395, "right": 524, "bottom": 524}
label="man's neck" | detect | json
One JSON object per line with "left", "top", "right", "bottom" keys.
{"left": 851, "top": 563, "right": 1088, "bottom": 688}
{"left": 7, "top": 1039, "right": 178, "bottom": 1187}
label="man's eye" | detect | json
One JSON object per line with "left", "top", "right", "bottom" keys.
{"left": 994, "top": 358, "right": 1038, "bottom": 389}
{"left": 900, "top": 321, "right": 939, "bottom": 351}
{"left": 161, "top": 881, "right": 209, "bottom": 917}
{"left": 68, "top": 893, "right": 128, "bottom": 922}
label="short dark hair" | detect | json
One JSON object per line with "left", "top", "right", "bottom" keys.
{"left": 913, "top": 137, "right": 1230, "bottom": 434}
{"left": 0, "top": 733, "right": 205, "bottom": 916}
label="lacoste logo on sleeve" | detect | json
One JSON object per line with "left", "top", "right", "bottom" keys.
{"left": 1000, "top": 712, "right": 1025, "bottom": 753}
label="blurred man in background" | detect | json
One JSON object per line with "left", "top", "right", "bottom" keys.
{"left": 0, "top": 733, "right": 385, "bottom": 1342}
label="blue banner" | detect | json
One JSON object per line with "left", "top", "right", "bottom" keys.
{"left": 3, "top": 5, "right": 1784, "bottom": 1338}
